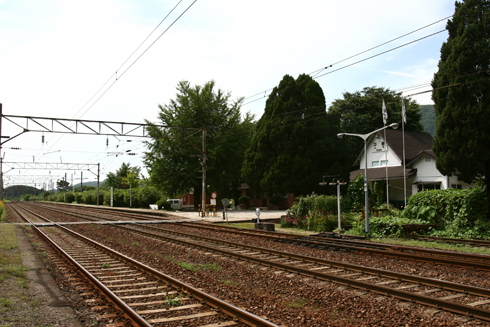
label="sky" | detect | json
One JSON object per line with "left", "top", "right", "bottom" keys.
{"left": 0, "top": 0, "right": 456, "bottom": 189}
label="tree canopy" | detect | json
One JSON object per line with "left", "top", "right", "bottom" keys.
{"left": 432, "top": 0, "right": 490, "bottom": 199}
{"left": 104, "top": 162, "right": 140, "bottom": 189}
{"left": 144, "top": 80, "right": 254, "bottom": 202}
{"left": 241, "top": 74, "right": 349, "bottom": 197}
{"left": 328, "top": 86, "right": 423, "bottom": 166}
{"left": 56, "top": 179, "right": 70, "bottom": 192}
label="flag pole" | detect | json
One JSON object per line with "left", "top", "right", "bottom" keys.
{"left": 382, "top": 99, "right": 389, "bottom": 206}
{"left": 402, "top": 96, "right": 407, "bottom": 208}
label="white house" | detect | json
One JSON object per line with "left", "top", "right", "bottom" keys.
{"left": 349, "top": 129, "right": 475, "bottom": 206}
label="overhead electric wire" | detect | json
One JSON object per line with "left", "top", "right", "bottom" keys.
{"left": 243, "top": 2, "right": 490, "bottom": 107}
{"left": 243, "top": 29, "right": 446, "bottom": 106}
{"left": 79, "top": 0, "right": 199, "bottom": 120}
{"left": 39, "top": 0, "right": 197, "bottom": 160}
{"left": 71, "top": 0, "right": 185, "bottom": 121}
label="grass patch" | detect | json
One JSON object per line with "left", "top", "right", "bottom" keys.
{"left": 178, "top": 261, "right": 222, "bottom": 272}
{"left": 0, "top": 298, "right": 12, "bottom": 307}
{"left": 373, "top": 238, "right": 490, "bottom": 255}
{"left": 3, "top": 264, "right": 27, "bottom": 279}
{"left": 283, "top": 298, "right": 308, "bottom": 308}
{"left": 0, "top": 225, "right": 20, "bottom": 266}
{"left": 222, "top": 280, "right": 237, "bottom": 286}
{"left": 219, "top": 223, "right": 255, "bottom": 229}
{"left": 165, "top": 294, "right": 182, "bottom": 306}
{"left": 101, "top": 263, "right": 111, "bottom": 269}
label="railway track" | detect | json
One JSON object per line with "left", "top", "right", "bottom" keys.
{"left": 404, "top": 234, "right": 490, "bottom": 248}
{"left": 10, "top": 204, "right": 278, "bottom": 327}
{"left": 166, "top": 221, "right": 490, "bottom": 272}
{"left": 97, "top": 222, "right": 490, "bottom": 322}
{"left": 19, "top": 202, "right": 490, "bottom": 272}
{"left": 21, "top": 202, "right": 171, "bottom": 222}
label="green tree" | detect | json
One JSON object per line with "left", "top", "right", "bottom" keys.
{"left": 144, "top": 80, "right": 254, "bottom": 204}
{"left": 241, "top": 74, "right": 349, "bottom": 197}
{"left": 432, "top": 0, "right": 490, "bottom": 202}
{"left": 328, "top": 86, "right": 423, "bottom": 166}
{"left": 104, "top": 163, "right": 140, "bottom": 189}
{"left": 56, "top": 179, "right": 70, "bottom": 192}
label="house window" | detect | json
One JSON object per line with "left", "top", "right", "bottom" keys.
{"left": 451, "top": 184, "right": 462, "bottom": 190}
{"left": 380, "top": 160, "right": 388, "bottom": 166}
{"left": 372, "top": 161, "right": 380, "bottom": 167}
{"left": 417, "top": 183, "right": 442, "bottom": 192}
{"left": 425, "top": 157, "right": 432, "bottom": 162}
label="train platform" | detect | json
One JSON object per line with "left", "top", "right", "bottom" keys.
{"left": 166, "top": 209, "right": 287, "bottom": 223}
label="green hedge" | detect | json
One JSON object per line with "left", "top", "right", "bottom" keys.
{"left": 43, "top": 186, "right": 165, "bottom": 209}
{"left": 403, "top": 188, "right": 489, "bottom": 238}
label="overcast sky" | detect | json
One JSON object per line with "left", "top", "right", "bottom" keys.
{"left": 0, "top": 0, "right": 455, "bottom": 188}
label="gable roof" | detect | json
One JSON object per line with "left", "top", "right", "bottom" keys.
{"left": 354, "top": 129, "right": 433, "bottom": 166}
{"left": 407, "top": 149, "right": 436, "bottom": 166}
{"left": 382, "top": 129, "right": 433, "bottom": 164}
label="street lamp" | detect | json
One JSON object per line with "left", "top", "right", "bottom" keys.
{"left": 337, "top": 123, "right": 399, "bottom": 233}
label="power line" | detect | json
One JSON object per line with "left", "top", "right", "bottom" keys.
{"left": 40, "top": 0, "right": 197, "bottom": 158}
{"left": 242, "top": 3, "right": 490, "bottom": 107}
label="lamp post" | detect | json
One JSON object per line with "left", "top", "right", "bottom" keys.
{"left": 337, "top": 123, "right": 399, "bottom": 233}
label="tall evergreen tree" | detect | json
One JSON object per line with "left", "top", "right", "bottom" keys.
{"left": 432, "top": 0, "right": 490, "bottom": 199}
{"left": 328, "top": 86, "right": 423, "bottom": 166}
{"left": 241, "top": 74, "right": 349, "bottom": 197}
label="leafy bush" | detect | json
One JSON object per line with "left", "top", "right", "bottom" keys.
{"left": 343, "top": 175, "right": 364, "bottom": 210}
{"left": 403, "top": 188, "right": 489, "bottom": 238}
{"left": 368, "top": 215, "right": 428, "bottom": 238}
{"left": 65, "top": 192, "right": 76, "bottom": 203}
{"left": 0, "top": 200, "right": 5, "bottom": 220}
{"left": 282, "top": 194, "right": 345, "bottom": 231}
{"left": 156, "top": 198, "right": 171, "bottom": 210}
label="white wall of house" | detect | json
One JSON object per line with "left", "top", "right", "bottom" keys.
{"left": 409, "top": 155, "right": 475, "bottom": 194}
{"left": 356, "top": 134, "right": 477, "bottom": 203}
{"left": 361, "top": 137, "right": 401, "bottom": 169}
{"left": 410, "top": 155, "right": 447, "bottom": 194}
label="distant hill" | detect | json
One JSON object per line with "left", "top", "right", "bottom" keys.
{"left": 72, "top": 181, "right": 100, "bottom": 188}
{"left": 419, "top": 104, "right": 436, "bottom": 137}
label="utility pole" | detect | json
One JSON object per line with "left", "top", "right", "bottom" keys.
{"left": 130, "top": 168, "right": 134, "bottom": 208}
{"left": 64, "top": 173, "right": 67, "bottom": 202}
{"left": 319, "top": 175, "right": 347, "bottom": 232}
{"left": 97, "top": 163, "right": 100, "bottom": 206}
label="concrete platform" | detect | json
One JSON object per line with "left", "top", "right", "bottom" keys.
{"left": 166, "top": 209, "right": 287, "bottom": 223}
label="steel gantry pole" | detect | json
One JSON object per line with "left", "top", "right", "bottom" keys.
{"left": 97, "top": 163, "right": 100, "bottom": 206}
{"left": 201, "top": 129, "right": 206, "bottom": 217}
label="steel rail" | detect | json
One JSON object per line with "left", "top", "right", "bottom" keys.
{"left": 117, "top": 224, "right": 490, "bottom": 322}
{"left": 405, "top": 235, "right": 490, "bottom": 247}
{"left": 56, "top": 224, "right": 279, "bottom": 327}
{"left": 283, "top": 236, "right": 490, "bottom": 269}
{"left": 12, "top": 204, "right": 279, "bottom": 327}
{"left": 25, "top": 202, "right": 169, "bottom": 221}
{"left": 22, "top": 202, "right": 490, "bottom": 271}
{"left": 9, "top": 204, "right": 150, "bottom": 326}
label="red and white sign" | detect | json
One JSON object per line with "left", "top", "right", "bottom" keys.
{"left": 211, "top": 192, "right": 217, "bottom": 199}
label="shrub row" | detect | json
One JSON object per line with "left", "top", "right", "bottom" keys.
{"left": 39, "top": 186, "right": 168, "bottom": 209}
